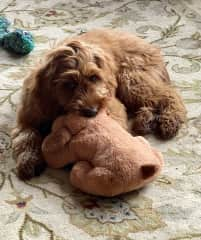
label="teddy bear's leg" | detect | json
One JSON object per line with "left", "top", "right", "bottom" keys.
{"left": 70, "top": 161, "right": 121, "bottom": 197}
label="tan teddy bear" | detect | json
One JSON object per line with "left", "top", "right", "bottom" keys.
{"left": 42, "top": 109, "right": 164, "bottom": 197}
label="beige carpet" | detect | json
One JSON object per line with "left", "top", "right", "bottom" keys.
{"left": 0, "top": 0, "right": 201, "bottom": 239}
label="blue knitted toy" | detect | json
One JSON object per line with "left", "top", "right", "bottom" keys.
{"left": 0, "top": 17, "right": 34, "bottom": 55}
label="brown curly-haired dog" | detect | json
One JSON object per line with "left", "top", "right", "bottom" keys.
{"left": 12, "top": 29, "right": 186, "bottom": 180}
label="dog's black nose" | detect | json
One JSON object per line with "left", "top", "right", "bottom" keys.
{"left": 81, "top": 107, "right": 98, "bottom": 117}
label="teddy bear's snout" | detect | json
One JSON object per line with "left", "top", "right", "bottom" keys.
{"left": 141, "top": 164, "right": 157, "bottom": 179}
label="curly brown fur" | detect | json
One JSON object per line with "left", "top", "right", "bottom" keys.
{"left": 12, "top": 29, "right": 186, "bottom": 180}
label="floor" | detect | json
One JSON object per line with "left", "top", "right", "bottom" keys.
{"left": 0, "top": 0, "right": 201, "bottom": 239}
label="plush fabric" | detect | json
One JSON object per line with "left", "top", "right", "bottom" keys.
{"left": 42, "top": 110, "right": 163, "bottom": 196}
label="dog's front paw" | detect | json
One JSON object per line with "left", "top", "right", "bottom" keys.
{"left": 16, "top": 151, "right": 46, "bottom": 180}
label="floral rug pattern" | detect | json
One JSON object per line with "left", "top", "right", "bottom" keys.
{"left": 0, "top": 0, "right": 201, "bottom": 239}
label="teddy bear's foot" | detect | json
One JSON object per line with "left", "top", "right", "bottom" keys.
{"left": 70, "top": 161, "right": 121, "bottom": 197}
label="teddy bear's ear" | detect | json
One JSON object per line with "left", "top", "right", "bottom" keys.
{"left": 141, "top": 164, "right": 157, "bottom": 179}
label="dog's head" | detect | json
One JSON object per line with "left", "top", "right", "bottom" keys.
{"left": 36, "top": 41, "right": 117, "bottom": 117}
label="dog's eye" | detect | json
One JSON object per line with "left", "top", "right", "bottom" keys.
{"left": 63, "top": 80, "right": 78, "bottom": 90}
{"left": 89, "top": 75, "right": 99, "bottom": 83}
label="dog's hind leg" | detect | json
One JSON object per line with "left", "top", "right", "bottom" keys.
{"left": 117, "top": 63, "right": 186, "bottom": 139}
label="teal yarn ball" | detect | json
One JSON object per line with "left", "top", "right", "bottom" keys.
{"left": 0, "top": 17, "right": 10, "bottom": 43}
{"left": 0, "top": 17, "right": 34, "bottom": 55}
{"left": 2, "top": 29, "right": 34, "bottom": 55}
{"left": 0, "top": 17, "right": 10, "bottom": 30}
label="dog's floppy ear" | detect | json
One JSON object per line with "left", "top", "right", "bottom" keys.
{"left": 24, "top": 43, "right": 83, "bottom": 101}
{"left": 28, "top": 47, "right": 72, "bottom": 92}
{"left": 35, "top": 44, "right": 80, "bottom": 81}
{"left": 67, "top": 41, "right": 82, "bottom": 54}
{"left": 48, "top": 42, "right": 85, "bottom": 71}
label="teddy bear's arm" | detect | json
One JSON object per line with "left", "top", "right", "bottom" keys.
{"left": 42, "top": 128, "right": 71, "bottom": 152}
{"left": 51, "top": 116, "right": 69, "bottom": 132}
{"left": 42, "top": 127, "right": 74, "bottom": 168}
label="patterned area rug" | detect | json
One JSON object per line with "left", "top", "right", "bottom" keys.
{"left": 0, "top": 0, "right": 201, "bottom": 239}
